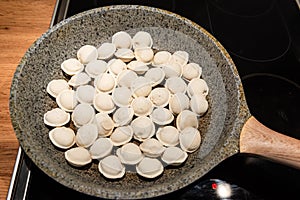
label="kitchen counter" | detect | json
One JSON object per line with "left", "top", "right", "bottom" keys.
{"left": 0, "top": 0, "right": 56, "bottom": 199}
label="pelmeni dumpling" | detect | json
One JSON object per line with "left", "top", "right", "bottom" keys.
{"left": 187, "top": 78, "right": 209, "bottom": 98}
{"left": 165, "top": 77, "right": 187, "bottom": 94}
{"left": 98, "top": 155, "right": 125, "bottom": 179}
{"left": 132, "top": 31, "right": 153, "bottom": 49}
{"left": 49, "top": 127, "right": 75, "bottom": 149}
{"left": 136, "top": 157, "right": 163, "bottom": 179}
{"left": 110, "top": 126, "right": 133, "bottom": 146}
{"left": 169, "top": 93, "right": 190, "bottom": 115}
{"left": 130, "top": 76, "right": 152, "bottom": 97}
{"left": 97, "top": 42, "right": 116, "bottom": 60}
{"left": 179, "top": 127, "right": 201, "bottom": 153}
{"left": 161, "top": 62, "right": 182, "bottom": 78}
{"left": 148, "top": 87, "right": 170, "bottom": 107}
{"left": 71, "top": 103, "right": 95, "bottom": 127}
{"left": 144, "top": 67, "right": 165, "bottom": 87}
{"left": 156, "top": 126, "right": 179, "bottom": 147}
{"left": 113, "top": 107, "right": 134, "bottom": 127}
{"left": 85, "top": 60, "right": 108, "bottom": 78}
{"left": 93, "top": 92, "right": 116, "bottom": 114}
{"left": 89, "top": 138, "right": 113, "bottom": 159}
{"left": 94, "top": 73, "right": 116, "bottom": 93}
{"left": 93, "top": 113, "right": 115, "bottom": 137}
{"left": 176, "top": 110, "right": 198, "bottom": 131}
{"left": 56, "top": 89, "right": 78, "bottom": 112}
{"left": 131, "top": 96, "right": 153, "bottom": 116}
{"left": 152, "top": 51, "right": 171, "bottom": 67}
{"left": 112, "top": 31, "right": 132, "bottom": 49}
{"left": 107, "top": 58, "right": 127, "bottom": 76}
{"left": 75, "top": 85, "right": 95, "bottom": 105}
{"left": 112, "top": 86, "right": 133, "bottom": 107}
{"left": 139, "top": 138, "right": 165, "bottom": 158}
{"left": 114, "top": 48, "right": 135, "bottom": 63}
{"left": 127, "top": 60, "right": 149, "bottom": 75}
{"left": 131, "top": 116, "right": 155, "bottom": 142}
{"left": 171, "top": 51, "right": 189, "bottom": 67}
{"left": 150, "top": 107, "right": 174, "bottom": 125}
{"left": 65, "top": 147, "right": 92, "bottom": 167}
{"left": 134, "top": 47, "right": 154, "bottom": 63}
{"left": 116, "top": 69, "right": 138, "bottom": 88}
{"left": 161, "top": 146, "right": 188, "bottom": 166}
{"left": 182, "top": 63, "right": 202, "bottom": 81}
{"left": 116, "top": 143, "right": 143, "bottom": 165}
{"left": 77, "top": 45, "right": 98, "bottom": 64}
{"left": 61, "top": 58, "right": 84, "bottom": 76}
{"left": 68, "top": 72, "right": 91, "bottom": 87}
{"left": 190, "top": 94, "right": 209, "bottom": 116}
{"left": 46, "top": 79, "right": 70, "bottom": 98}
{"left": 44, "top": 108, "right": 70, "bottom": 127}
{"left": 75, "top": 124, "right": 98, "bottom": 148}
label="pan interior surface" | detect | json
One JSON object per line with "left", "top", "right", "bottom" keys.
{"left": 9, "top": 5, "right": 249, "bottom": 199}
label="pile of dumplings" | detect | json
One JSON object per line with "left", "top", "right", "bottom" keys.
{"left": 44, "top": 31, "right": 209, "bottom": 179}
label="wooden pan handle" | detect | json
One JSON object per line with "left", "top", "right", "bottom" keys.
{"left": 240, "top": 116, "right": 300, "bottom": 169}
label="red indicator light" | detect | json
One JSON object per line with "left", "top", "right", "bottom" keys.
{"left": 212, "top": 183, "right": 217, "bottom": 190}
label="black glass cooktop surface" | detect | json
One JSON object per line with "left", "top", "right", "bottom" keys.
{"left": 8, "top": 0, "right": 300, "bottom": 199}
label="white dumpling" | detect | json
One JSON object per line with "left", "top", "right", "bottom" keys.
{"left": 161, "top": 146, "right": 188, "bottom": 166}
{"left": 77, "top": 45, "right": 98, "bottom": 64}
{"left": 65, "top": 147, "right": 92, "bottom": 167}
{"left": 190, "top": 94, "right": 209, "bottom": 116}
{"left": 89, "top": 138, "right": 113, "bottom": 159}
{"left": 97, "top": 42, "right": 116, "bottom": 60}
{"left": 131, "top": 96, "right": 153, "bottom": 116}
{"left": 139, "top": 138, "right": 165, "bottom": 158}
{"left": 187, "top": 78, "right": 209, "bottom": 98}
{"left": 75, "top": 85, "right": 95, "bottom": 105}
{"left": 75, "top": 124, "right": 98, "bottom": 148}
{"left": 136, "top": 157, "right": 163, "bottom": 179}
{"left": 113, "top": 107, "right": 134, "bottom": 127}
{"left": 165, "top": 77, "right": 187, "bottom": 94}
{"left": 49, "top": 127, "right": 75, "bottom": 149}
{"left": 176, "top": 110, "right": 198, "bottom": 131}
{"left": 93, "top": 113, "right": 115, "bottom": 137}
{"left": 71, "top": 103, "right": 95, "bottom": 127}
{"left": 61, "top": 58, "right": 84, "bottom": 76}
{"left": 131, "top": 116, "right": 155, "bottom": 142}
{"left": 56, "top": 89, "right": 78, "bottom": 112}
{"left": 150, "top": 107, "right": 174, "bottom": 125}
{"left": 132, "top": 31, "right": 153, "bottom": 49}
{"left": 112, "top": 31, "right": 132, "bottom": 49}
{"left": 110, "top": 126, "right": 133, "bottom": 146}
{"left": 46, "top": 79, "right": 70, "bottom": 98}
{"left": 68, "top": 72, "right": 91, "bottom": 87}
{"left": 116, "top": 69, "right": 138, "bottom": 88}
{"left": 179, "top": 127, "right": 201, "bottom": 153}
{"left": 93, "top": 92, "right": 116, "bottom": 114}
{"left": 98, "top": 155, "right": 125, "bottom": 179}
{"left": 94, "top": 73, "right": 116, "bottom": 93}
{"left": 116, "top": 143, "right": 143, "bottom": 165}
{"left": 44, "top": 108, "right": 70, "bottom": 127}
{"left": 85, "top": 60, "right": 108, "bottom": 78}
{"left": 107, "top": 58, "right": 127, "bottom": 76}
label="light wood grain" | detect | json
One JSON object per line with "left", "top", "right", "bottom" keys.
{"left": 240, "top": 116, "right": 300, "bottom": 169}
{"left": 0, "top": 0, "right": 55, "bottom": 199}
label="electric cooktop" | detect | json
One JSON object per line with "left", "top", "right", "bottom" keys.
{"left": 7, "top": 0, "right": 300, "bottom": 199}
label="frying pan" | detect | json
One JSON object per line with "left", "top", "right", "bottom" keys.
{"left": 9, "top": 5, "right": 300, "bottom": 199}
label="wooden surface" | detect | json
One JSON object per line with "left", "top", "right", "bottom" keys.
{"left": 240, "top": 116, "right": 300, "bottom": 169}
{"left": 0, "top": 0, "right": 56, "bottom": 199}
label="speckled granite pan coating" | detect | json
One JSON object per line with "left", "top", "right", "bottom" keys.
{"left": 9, "top": 5, "right": 250, "bottom": 199}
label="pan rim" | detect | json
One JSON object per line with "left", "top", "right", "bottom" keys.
{"left": 9, "top": 4, "right": 250, "bottom": 199}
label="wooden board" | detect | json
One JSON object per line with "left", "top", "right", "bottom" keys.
{"left": 0, "top": 0, "right": 55, "bottom": 198}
